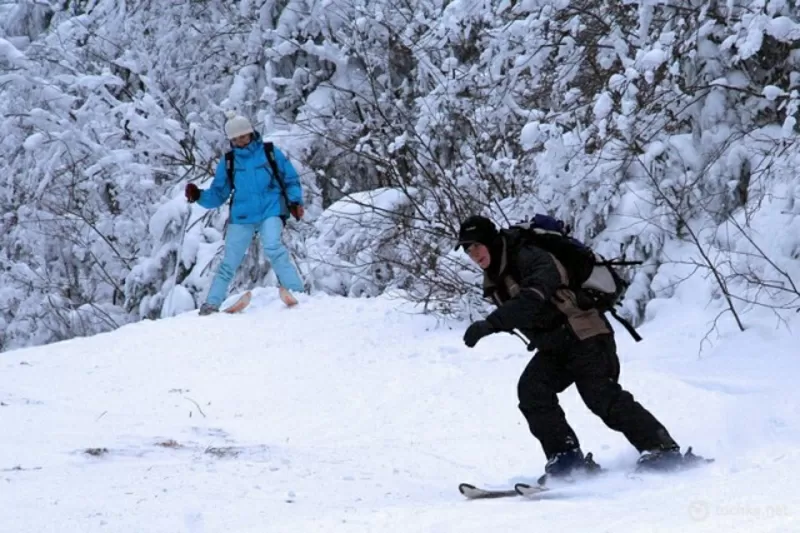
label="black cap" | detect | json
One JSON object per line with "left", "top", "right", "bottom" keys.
{"left": 455, "top": 215, "right": 498, "bottom": 251}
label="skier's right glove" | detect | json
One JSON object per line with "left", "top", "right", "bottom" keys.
{"left": 463, "top": 320, "right": 496, "bottom": 348}
{"left": 185, "top": 183, "right": 200, "bottom": 203}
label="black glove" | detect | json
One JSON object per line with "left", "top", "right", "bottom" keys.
{"left": 289, "top": 203, "right": 304, "bottom": 221}
{"left": 463, "top": 320, "right": 496, "bottom": 348}
{"left": 185, "top": 183, "right": 200, "bottom": 203}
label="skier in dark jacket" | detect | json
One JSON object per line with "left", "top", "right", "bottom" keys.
{"left": 456, "top": 215, "right": 684, "bottom": 481}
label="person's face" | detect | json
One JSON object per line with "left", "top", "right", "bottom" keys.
{"left": 466, "top": 243, "right": 491, "bottom": 270}
{"left": 231, "top": 133, "right": 252, "bottom": 147}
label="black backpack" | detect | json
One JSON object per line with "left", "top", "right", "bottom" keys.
{"left": 507, "top": 214, "right": 644, "bottom": 342}
{"left": 225, "top": 142, "right": 290, "bottom": 222}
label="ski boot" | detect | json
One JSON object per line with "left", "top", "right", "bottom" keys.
{"left": 198, "top": 303, "right": 219, "bottom": 316}
{"left": 635, "top": 445, "right": 714, "bottom": 473}
{"left": 681, "top": 446, "right": 714, "bottom": 467}
{"left": 537, "top": 448, "right": 603, "bottom": 486}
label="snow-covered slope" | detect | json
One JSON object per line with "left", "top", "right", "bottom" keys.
{"left": 2, "top": 289, "right": 798, "bottom": 532}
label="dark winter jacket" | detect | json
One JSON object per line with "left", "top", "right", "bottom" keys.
{"left": 482, "top": 229, "right": 611, "bottom": 350}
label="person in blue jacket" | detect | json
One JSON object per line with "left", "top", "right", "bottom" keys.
{"left": 185, "top": 112, "right": 305, "bottom": 314}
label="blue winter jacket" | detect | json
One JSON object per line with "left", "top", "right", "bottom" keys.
{"left": 198, "top": 133, "right": 303, "bottom": 224}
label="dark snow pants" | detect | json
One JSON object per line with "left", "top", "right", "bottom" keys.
{"left": 517, "top": 333, "right": 678, "bottom": 458}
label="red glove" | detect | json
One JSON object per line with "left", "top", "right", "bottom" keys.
{"left": 289, "top": 204, "right": 304, "bottom": 220}
{"left": 185, "top": 183, "right": 200, "bottom": 203}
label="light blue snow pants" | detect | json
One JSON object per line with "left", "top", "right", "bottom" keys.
{"left": 205, "top": 216, "right": 304, "bottom": 306}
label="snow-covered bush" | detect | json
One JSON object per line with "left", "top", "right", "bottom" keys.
{"left": 0, "top": 0, "right": 798, "bottom": 351}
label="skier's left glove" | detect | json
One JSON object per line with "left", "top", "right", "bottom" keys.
{"left": 463, "top": 320, "right": 496, "bottom": 348}
{"left": 289, "top": 203, "right": 304, "bottom": 221}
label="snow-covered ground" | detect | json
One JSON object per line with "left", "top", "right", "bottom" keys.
{"left": 2, "top": 288, "right": 798, "bottom": 532}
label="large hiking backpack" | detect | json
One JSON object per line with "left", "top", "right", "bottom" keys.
{"left": 507, "top": 214, "right": 644, "bottom": 342}
{"left": 225, "top": 142, "right": 291, "bottom": 222}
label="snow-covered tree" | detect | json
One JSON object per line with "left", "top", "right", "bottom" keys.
{"left": 1, "top": 0, "right": 798, "bottom": 352}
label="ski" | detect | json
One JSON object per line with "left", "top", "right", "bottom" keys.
{"left": 458, "top": 482, "right": 552, "bottom": 500}
{"left": 459, "top": 447, "right": 712, "bottom": 501}
{"left": 514, "top": 483, "right": 551, "bottom": 499}
{"left": 222, "top": 291, "right": 252, "bottom": 313}
{"left": 278, "top": 287, "right": 298, "bottom": 307}
{"left": 458, "top": 483, "right": 519, "bottom": 500}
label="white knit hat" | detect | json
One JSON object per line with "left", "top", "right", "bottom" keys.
{"left": 224, "top": 111, "right": 254, "bottom": 139}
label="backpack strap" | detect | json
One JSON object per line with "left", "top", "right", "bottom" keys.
{"left": 608, "top": 308, "right": 643, "bottom": 342}
{"left": 225, "top": 150, "right": 235, "bottom": 209}
{"left": 263, "top": 142, "right": 291, "bottom": 223}
{"left": 595, "top": 257, "right": 644, "bottom": 342}
{"left": 596, "top": 259, "right": 643, "bottom": 267}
